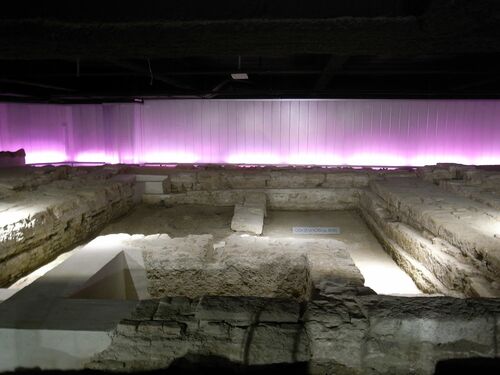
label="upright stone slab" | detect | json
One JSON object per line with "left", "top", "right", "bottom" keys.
{"left": 230, "top": 204, "right": 264, "bottom": 235}
{"left": 243, "top": 192, "right": 267, "bottom": 216}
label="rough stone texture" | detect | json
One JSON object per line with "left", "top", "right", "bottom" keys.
{"left": 89, "top": 295, "right": 500, "bottom": 374}
{"left": 144, "top": 188, "right": 360, "bottom": 210}
{"left": 440, "top": 177, "right": 500, "bottom": 211}
{"left": 129, "top": 166, "right": 400, "bottom": 193}
{"left": 136, "top": 166, "right": 427, "bottom": 210}
{"left": 89, "top": 296, "right": 310, "bottom": 371}
{"left": 0, "top": 165, "right": 68, "bottom": 191}
{"left": 142, "top": 234, "right": 311, "bottom": 300}
{"left": 231, "top": 204, "right": 264, "bottom": 235}
{"left": 306, "top": 295, "right": 500, "bottom": 375}
{"left": 138, "top": 233, "right": 364, "bottom": 300}
{"left": 243, "top": 191, "right": 267, "bottom": 216}
{"left": 360, "top": 177, "right": 500, "bottom": 297}
{"left": 0, "top": 149, "right": 25, "bottom": 167}
{"left": 416, "top": 164, "right": 475, "bottom": 184}
{"left": 231, "top": 193, "right": 267, "bottom": 234}
{"left": 0, "top": 168, "right": 135, "bottom": 286}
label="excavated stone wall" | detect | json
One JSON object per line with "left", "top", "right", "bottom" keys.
{"left": 130, "top": 165, "right": 415, "bottom": 209}
{"left": 2, "top": 163, "right": 499, "bottom": 298}
{"left": 0, "top": 166, "right": 136, "bottom": 286}
{"left": 88, "top": 295, "right": 500, "bottom": 375}
{"left": 359, "top": 165, "right": 500, "bottom": 297}
{"left": 126, "top": 233, "right": 365, "bottom": 301}
{"left": 133, "top": 164, "right": 500, "bottom": 298}
{"left": 1, "top": 164, "right": 499, "bottom": 373}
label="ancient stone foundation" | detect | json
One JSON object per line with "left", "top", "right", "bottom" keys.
{"left": 134, "top": 164, "right": 500, "bottom": 298}
{"left": 0, "top": 166, "right": 136, "bottom": 286}
{"left": 89, "top": 295, "right": 500, "bottom": 375}
{"left": 0, "top": 164, "right": 499, "bottom": 374}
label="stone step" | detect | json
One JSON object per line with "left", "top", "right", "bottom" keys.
{"left": 369, "top": 178, "right": 500, "bottom": 283}
{"left": 360, "top": 190, "right": 499, "bottom": 297}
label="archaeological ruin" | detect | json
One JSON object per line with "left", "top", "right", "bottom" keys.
{"left": 1, "top": 1, "right": 500, "bottom": 373}
{"left": 0, "top": 152, "right": 499, "bottom": 374}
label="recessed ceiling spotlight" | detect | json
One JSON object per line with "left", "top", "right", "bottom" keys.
{"left": 231, "top": 73, "right": 248, "bottom": 80}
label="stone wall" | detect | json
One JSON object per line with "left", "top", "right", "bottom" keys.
{"left": 0, "top": 166, "right": 136, "bottom": 286}
{"left": 89, "top": 295, "right": 500, "bottom": 375}
{"left": 113, "top": 233, "right": 366, "bottom": 301}
{"left": 129, "top": 165, "right": 415, "bottom": 210}
{"left": 133, "top": 164, "right": 500, "bottom": 298}
{"left": 359, "top": 166, "right": 500, "bottom": 298}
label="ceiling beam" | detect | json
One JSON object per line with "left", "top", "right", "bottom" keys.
{"left": 0, "top": 78, "right": 75, "bottom": 92}
{"left": 106, "top": 60, "right": 196, "bottom": 91}
{"left": 451, "top": 76, "right": 500, "bottom": 91}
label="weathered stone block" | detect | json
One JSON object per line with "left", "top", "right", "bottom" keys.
{"left": 268, "top": 171, "right": 325, "bottom": 188}
{"left": 225, "top": 172, "right": 269, "bottom": 189}
{"left": 230, "top": 204, "right": 264, "bottom": 235}
{"left": 196, "top": 296, "right": 300, "bottom": 323}
{"left": 243, "top": 192, "right": 267, "bottom": 216}
{"left": 169, "top": 172, "right": 196, "bottom": 192}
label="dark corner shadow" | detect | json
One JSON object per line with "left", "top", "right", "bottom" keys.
{"left": 6, "top": 355, "right": 310, "bottom": 375}
{"left": 434, "top": 357, "right": 500, "bottom": 375}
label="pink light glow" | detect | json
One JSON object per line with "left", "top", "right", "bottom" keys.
{"left": 345, "top": 153, "right": 408, "bottom": 167}
{"left": 472, "top": 156, "right": 500, "bottom": 165}
{"left": 141, "top": 152, "right": 199, "bottom": 164}
{"left": 225, "top": 153, "right": 282, "bottom": 165}
{"left": 286, "top": 153, "right": 343, "bottom": 166}
{"left": 25, "top": 151, "right": 68, "bottom": 164}
{"left": 74, "top": 152, "right": 120, "bottom": 164}
{"left": 1, "top": 100, "right": 500, "bottom": 167}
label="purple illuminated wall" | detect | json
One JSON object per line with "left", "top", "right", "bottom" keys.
{"left": 0, "top": 99, "right": 499, "bottom": 166}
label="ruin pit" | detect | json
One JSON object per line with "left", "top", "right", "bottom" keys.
{"left": 0, "top": 164, "right": 499, "bottom": 374}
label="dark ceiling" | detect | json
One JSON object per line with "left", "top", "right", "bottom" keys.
{"left": 1, "top": 0, "right": 500, "bottom": 103}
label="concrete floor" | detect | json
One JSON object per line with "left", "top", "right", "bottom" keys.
{"left": 7, "top": 205, "right": 421, "bottom": 296}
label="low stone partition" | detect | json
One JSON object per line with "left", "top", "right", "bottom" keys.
{"left": 360, "top": 176, "right": 500, "bottom": 297}
{"left": 0, "top": 167, "right": 136, "bottom": 286}
{"left": 138, "top": 233, "right": 365, "bottom": 300}
{"left": 129, "top": 165, "right": 415, "bottom": 210}
{"left": 88, "top": 295, "right": 500, "bottom": 374}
